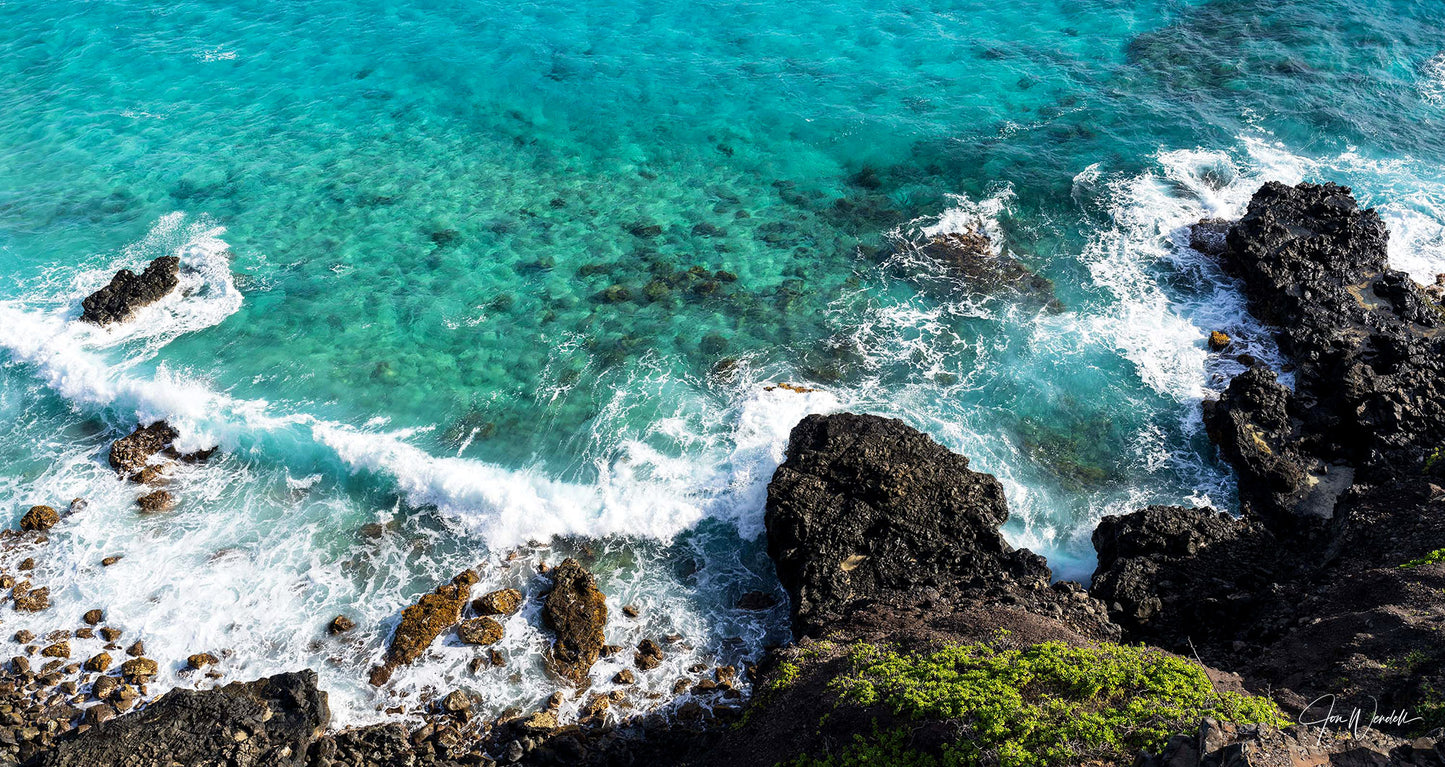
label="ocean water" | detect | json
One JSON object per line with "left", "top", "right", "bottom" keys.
{"left": 2, "top": 0, "right": 1444, "bottom": 725}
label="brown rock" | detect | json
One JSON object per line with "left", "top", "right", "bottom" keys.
{"left": 327, "top": 615, "right": 355, "bottom": 635}
{"left": 17, "top": 558, "right": 33, "bottom": 571}
{"left": 542, "top": 559, "right": 608, "bottom": 687}
{"left": 581, "top": 693, "right": 610, "bottom": 721}
{"left": 83, "top": 609, "right": 104, "bottom": 625}
{"left": 634, "top": 639, "right": 663, "bottom": 671}
{"left": 1208, "top": 330, "right": 1232, "bottom": 352}
{"left": 456, "top": 617, "right": 504, "bottom": 645}
{"left": 41, "top": 642, "right": 70, "bottom": 659}
{"left": 120, "top": 657, "right": 158, "bottom": 683}
{"left": 612, "top": 668, "right": 636, "bottom": 685}
{"left": 621, "top": 604, "right": 640, "bottom": 618}
{"left": 440, "top": 689, "right": 472, "bottom": 720}
{"left": 369, "top": 570, "right": 477, "bottom": 685}
{"left": 13, "top": 630, "right": 34, "bottom": 643}
{"left": 128, "top": 464, "right": 168, "bottom": 485}
{"left": 101, "top": 556, "right": 122, "bottom": 566}
{"left": 20, "top": 505, "right": 59, "bottom": 532}
{"left": 108, "top": 422, "right": 179, "bottom": 475}
{"left": 13, "top": 585, "right": 50, "bottom": 612}
{"left": 471, "top": 588, "right": 524, "bottom": 616}
{"left": 83, "top": 653, "right": 111, "bottom": 673}
{"left": 126, "top": 641, "right": 144, "bottom": 657}
{"left": 91, "top": 675, "right": 118, "bottom": 700}
{"left": 99, "top": 627, "right": 121, "bottom": 643}
{"left": 136, "top": 490, "right": 175, "bottom": 512}
{"left": 186, "top": 653, "right": 218, "bottom": 670}
{"left": 521, "top": 710, "right": 558, "bottom": 733}
{"left": 75, "top": 628, "right": 95, "bottom": 639}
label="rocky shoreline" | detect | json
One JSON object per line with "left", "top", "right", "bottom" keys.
{"left": 3, "top": 181, "right": 1444, "bottom": 765}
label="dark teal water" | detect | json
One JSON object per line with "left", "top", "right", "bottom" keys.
{"left": 1, "top": 0, "right": 1443, "bottom": 722}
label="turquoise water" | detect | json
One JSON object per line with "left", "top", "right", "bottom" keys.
{"left": 2, "top": 0, "right": 1445, "bottom": 723}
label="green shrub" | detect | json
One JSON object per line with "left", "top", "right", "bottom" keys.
{"left": 809, "top": 640, "right": 1286, "bottom": 767}
{"left": 1401, "top": 548, "right": 1445, "bottom": 569}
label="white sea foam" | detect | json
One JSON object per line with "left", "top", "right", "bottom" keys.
{"left": 1422, "top": 53, "right": 1445, "bottom": 108}
{"left": 0, "top": 217, "right": 834, "bottom": 724}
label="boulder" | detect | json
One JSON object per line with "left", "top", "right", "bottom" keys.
{"left": 1202, "top": 367, "right": 1351, "bottom": 536}
{"left": 33, "top": 670, "right": 328, "bottom": 767}
{"left": 369, "top": 570, "right": 477, "bottom": 685}
{"left": 471, "top": 588, "right": 523, "bottom": 616}
{"left": 19, "top": 505, "right": 58, "bottom": 532}
{"left": 108, "top": 422, "right": 179, "bottom": 475}
{"left": 79, "top": 255, "right": 181, "bottom": 326}
{"left": 327, "top": 615, "right": 355, "bottom": 635}
{"left": 136, "top": 490, "right": 175, "bottom": 513}
{"left": 456, "top": 617, "right": 504, "bottom": 645}
{"left": 542, "top": 559, "right": 608, "bottom": 687}
{"left": 120, "top": 657, "right": 157, "bottom": 683}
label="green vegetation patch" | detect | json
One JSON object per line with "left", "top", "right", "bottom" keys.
{"left": 800, "top": 640, "right": 1286, "bottom": 767}
{"left": 1401, "top": 548, "right": 1445, "bottom": 569}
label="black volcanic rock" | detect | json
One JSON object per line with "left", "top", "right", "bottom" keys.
{"left": 1090, "top": 505, "right": 1264, "bottom": 636}
{"left": 33, "top": 670, "right": 328, "bottom": 767}
{"left": 765, "top": 412, "right": 1111, "bottom": 639}
{"left": 79, "top": 256, "right": 180, "bottom": 326}
{"left": 1093, "top": 182, "right": 1445, "bottom": 726}
{"left": 1220, "top": 181, "right": 1445, "bottom": 478}
{"left": 1202, "top": 367, "right": 1353, "bottom": 536}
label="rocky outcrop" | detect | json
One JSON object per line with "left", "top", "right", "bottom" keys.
{"left": 765, "top": 412, "right": 1113, "bottom": 639}
{"left": 1219, "top": 181, "right": 1445, "bottom": 479}
{"left": 18, "top": 505, "right": 58, "bottom": 532}
{"left": 79, "top": 256, "right": 180, "bottom": 326}
{"left": 34, "top": 670, "right": 328, "bottom": 767}
{"left": 1091, "top": 181, "right": 1445, "bottom": 734}
{"left": 107, "top": 421, "right": 180, "bottom": 475}
{"left": 542, "top": 559, "right": 608, "bottom": 687}
{"left": 1202, "top": 367, "right": 1353, "bottom": 536}
{"left": 370, "top": 570, "right": 478, "bottom": 686}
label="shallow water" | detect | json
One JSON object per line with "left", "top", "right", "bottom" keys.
{"left": 1, "top": 0, "right": 1444, "bottom": 725}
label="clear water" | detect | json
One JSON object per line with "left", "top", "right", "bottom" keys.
{"left": 2, "top": 0, "right": 1444, "bottom": 724}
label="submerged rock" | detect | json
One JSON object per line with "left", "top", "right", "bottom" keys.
{"left": 908, "top": 231, "right": 1061, "bottom": 310}
{"left": 370, "top": 570, "right": 478, "bottom": 686}
{"left": 542, "top": 559, "right": 608, "bottom": 687}
{"left": 79, "top": 255, "right": 180, "bottom": 326}
{"left": 33, "top": 670, "right": 328, "bottom": 767}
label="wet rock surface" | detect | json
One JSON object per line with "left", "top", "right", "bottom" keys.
{"left": 107, "top": 422, "right": 180, "bottom": 476}
{"left": 542, "top": 559, "right": 608, "bottom": 687}
{"left": 78, "top": 255, "right": 180, "bottom": 326}
{"left": 370, "top": 570, "right": 477, "bottom": 686}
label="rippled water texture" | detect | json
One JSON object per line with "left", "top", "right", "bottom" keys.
{"left": 1, "top": 0, "right": 1444, "bottom": 723}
